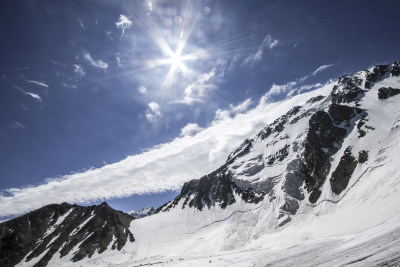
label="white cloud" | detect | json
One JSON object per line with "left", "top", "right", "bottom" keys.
{"left": 243, "top": 34, "right": 279, "bottom": 65}
{"left": 180, "top": 123, "right": 204, "bottom": 137}
{"left": 138, "top": 85, "right": 147, "bottom": 94}
{"left": 215, "top": 98, "right": 253, "bottom": 121}
{"left": 115, "top": 15, "right": 132, "bottom": 35}
{"left": 229, "top": 98, "right": 253, "bottom": 114}
{"left": 178, "top": 69, "right": 216, "bottom": 105}
{"left": 146, "top": 102, "right": 161, "bottom": 123}
{"left": 263, "top": 63, "right": 334, "bottom": 102}
{"left": 312, "top": 64, "right": 333, "bottom": 76}
{"left": 9, "top": 122, "right": 26, "bottom": 131}
{"left": 0, "top": 81, "right": 335, "bottom": 218}
{"left": 73, "top": 64, "right": 86, "bottom": 76}
{"left": 83, "top": 53, "right": 108, "bottom": 70}
{"left": 62, "top": 83, "right": 78, "bottom": 89}
{"left": 25, "top": 92, "right": 42, "bottom": 102}
{"left": 77, "top": 18, "right": 86, "bottom": 30}
{"left": 116, "top": 56, "right": 123, "bottom": 67}
{"left": 26, "top": 80, "right": 48, "bottom": 88}
{"left": 9, "top": 82, "right": 42, "bottom": 102}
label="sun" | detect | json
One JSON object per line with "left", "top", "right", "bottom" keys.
{"left": 170, "top": 51, "right": 183, "bottom": 68}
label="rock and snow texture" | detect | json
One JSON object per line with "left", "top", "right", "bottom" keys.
{"left": 1, "top": 61, "right": 400, "bottom": 266}
{"left": 128, "top": 205, "right": 155, "bottom": 219}
{"left": 0, "top": 202, "right": 134, "bottom": 267}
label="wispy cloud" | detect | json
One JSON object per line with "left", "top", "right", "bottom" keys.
{"left": 115, "top": 15, "right": 132, "bottom": 35}
{"left": 145, "top": 102, "right": 161, "bottom": 123}
{"left": 73, "top": 64, "right": 86, "bottom": 77}
{"left": 138, "top": 85, "right": 147, "bottom": 94}
{"left": 243, "top": 34, "right": 279, "bottom": 66}
{"left": 0, "top": 81, "right": 335, "bottom": 217}
{"left": 9, "top": 122, "right": 26, "bottom": 131}
{"left": 229, "top": 98, "right": 253, "bottom": 114}
{"left": 9, "top": 83, "right": 42, "bottom": 102}
{"left": 177, "top": 68, "right": 217, "bottom": 105}
{"left": 311, "top": 64, "right": 333, "bottom": 76}
{"left": 116, "top": 56, "right": 123, "bottom": 67}
{"left": 25, "top": 92, "right": 42, "bottom": 102}
{"left": 26, "top": 80, "right": 49, "bottom": 88}
{"left": 264, "top": 63, "right": 334, "bottom": 101}
{"left": 76, "top": 18, "right": 86, "bottom": 30}
{"left": 62, "top": 83, "right": 78, "bottom": 89}
{"left": 83, "top": 53, "right": 108, "bottom": 70}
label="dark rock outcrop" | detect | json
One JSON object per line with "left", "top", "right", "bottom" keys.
{"left": 332, "top": 75, "right": 365, "bottom": 104}
{"left": 157, "top": 166, "right": 264, "bottom": 213}
{"left": 256, "top": 106, "right": 301, "bottom": 141}
{"left": 358, "top": 150, "right": 369, "bottom": 163}
{"left": 330, "top": 147, "right": 358, "bottom": 195}
{"left": 0, "top": 202, "right": 134, "bottom": 267}
{"left": 301, "top": 111, "right": 347, "bottom": 203}
{"left": 378, "top": 87, "right": 400, "bottom": 99}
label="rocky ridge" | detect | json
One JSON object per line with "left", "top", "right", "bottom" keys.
{"left": 0, "top": 202, "right": 134, "bottom": 267}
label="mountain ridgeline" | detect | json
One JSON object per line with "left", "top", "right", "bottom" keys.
{"left": 1, "top": 61, "right": 399, "bottom": 266}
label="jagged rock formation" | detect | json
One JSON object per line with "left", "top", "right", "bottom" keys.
{"left": 157, "top": 166, "right": 265, "bottom": 213}
{"left": 0, "top": 202, "right": 134, "bottom": 267}
{"left": 129, "top": 205, "right": 155, "bottom": 219}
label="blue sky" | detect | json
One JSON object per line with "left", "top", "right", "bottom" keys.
{"left": 1, "top": 0, "right": 399, "bottom": 218}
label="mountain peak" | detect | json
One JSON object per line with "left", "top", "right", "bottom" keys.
{"left": 0, "top": 202, "right": 134, "bottom": 267}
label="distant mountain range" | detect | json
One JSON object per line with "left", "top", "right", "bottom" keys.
{"left": 1, "top": 61, "right": 400, "bottom": 266}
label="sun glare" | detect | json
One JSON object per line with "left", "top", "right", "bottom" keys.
{"left": 170, "top": 51, "right": 183, "bottom": 67}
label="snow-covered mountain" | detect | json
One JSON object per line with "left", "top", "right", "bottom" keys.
{"left": 0, "top": 202, "right": 134, "bottom": 267}
{"left": 128, "top": 205, "right": 155, "bottom": 219}
{"left": 1, "top": 61, "right": 400, "bottom": 266}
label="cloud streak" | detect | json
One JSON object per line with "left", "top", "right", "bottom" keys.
{"left": 0, "top": 81, "right": 335, "bottom": 218}
{"left": 26, "top": 80, "right": 49, "bottom": 88}
{"left": 264, "top": 63, "right": 334, "bottom": 101}
{"left": 312, "top": 64, "right": 333, "bottom": 76}
{"left": 9, "top": 83, "right": 42, "bottom": 102}
{"left": 84, "top": 53, "right": 108, "bottom": 70}
{"left": 25, "top": 92, "right": 42, "bottom": 102}
{"left": 243, "top": 34, "right": 279, "bottom": 66}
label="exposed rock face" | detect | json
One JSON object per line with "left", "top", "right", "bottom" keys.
{"left": 301, "top": 111, "right": 347, "bottom": 203}
{"left": 330, "top": 147, "right": 358, "bottom": 195}
{"left": 0, "top": 202, "right": 134, "bottom": 267}
{"left": 299, "top": 62, "right": 400, "bottom": 203}
{"left": 332, "top": 75, "right": 365, "bottom": 104}
{"left": 129, "top": 206, "right": 155, "bottom": 219}
{"left": 358, "top": 150, "right": 369, "bottom": 163}
{"left": 157, "top": 166, "right": 265, "bottom": 212}
{"left": 378, "top": 87, "right": 400, "bottom": 99}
